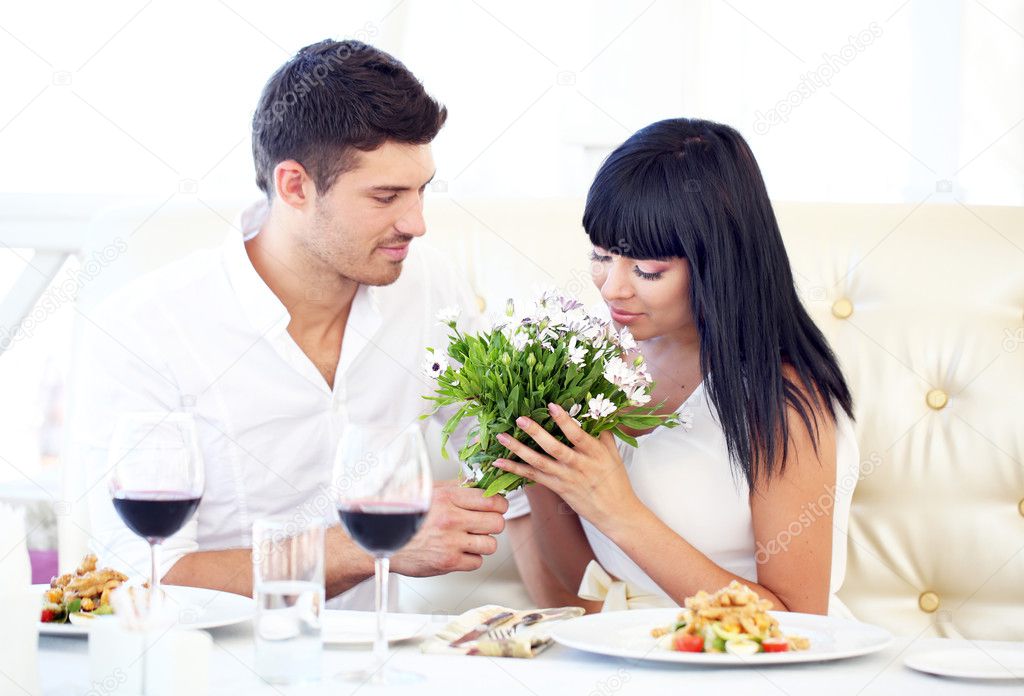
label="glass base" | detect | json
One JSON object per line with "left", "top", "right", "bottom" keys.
{"left": 335, "top": 664, "right": 422, "bottom": 686}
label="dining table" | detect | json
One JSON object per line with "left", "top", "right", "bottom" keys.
{"left": 36, "top": 611, "right": 1024, "bottom": 695}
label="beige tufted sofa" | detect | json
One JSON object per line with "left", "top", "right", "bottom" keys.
{"left": 62, "top": 197, "right": 1024, "bottom": 640}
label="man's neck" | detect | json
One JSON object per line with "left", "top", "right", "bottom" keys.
{"left": 246, "top": 206, "right": 359, "bottom": 339}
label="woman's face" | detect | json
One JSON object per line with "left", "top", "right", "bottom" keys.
{"left": 590, "top": 245, "right": 694, "bottom": 341}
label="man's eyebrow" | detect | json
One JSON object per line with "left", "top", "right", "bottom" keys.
{"left": 367, "top": 170, "right": 436, "bottom": 192}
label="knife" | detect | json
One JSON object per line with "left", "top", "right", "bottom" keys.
{"left": 449, "top": 610, "right": 516, "bottom": 647}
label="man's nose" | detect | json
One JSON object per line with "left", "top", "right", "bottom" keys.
{"left": 395, "top": 197, "right": 427, "bottom": 237}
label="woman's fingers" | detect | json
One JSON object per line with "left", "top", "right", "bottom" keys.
{"left": 598, "top": 430, "right": 618, "bottom": 455}
{"left": 494, "top": 430, "right": 556, "bottom": 473}
{"left": 493, "top": 457, "right": 548, "bottom": 487}
{"left": 546, "top": 403, "right": 597, "bottom": 453}
{"left": 508, "top": 415, "right": 577, "bottom": 463}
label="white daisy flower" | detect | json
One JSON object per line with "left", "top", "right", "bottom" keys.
{"left": 585, "top": 394, "right": 617, "bottom": 420}
{"left": 560, "top": 296, "right": 584, "bottom": 313}
{"left": 436, "top": 306, "right": 460, "bottom": 325}
{"left": 603, "top": 356, "right": 635, "bottom": 388}
{"left": 421, "top": 351, "right": 449, "bottom": 379}
{"left": 566, "top": 336, "right": 587, "bottom": 366}
{"left": 633, "top": 363, "right": 653, "bottom": 386}
{"left": 581, "top": 321, "right": 606, "bottom": 343}
{"left": 539, "top": 287, "right": 563, "bottom": 308}
{"left": 618, "top": 327, "right": 637, "bottom": 351}
{"left": 626, "top": 384, "right": 652, "bottom": 406}
{"left": 510, "top": 332, "right": 533, "bottom": 351}
{"left": 563, "top": 306, "right": 588, "bottom": 332}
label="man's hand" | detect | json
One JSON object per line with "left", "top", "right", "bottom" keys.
{"left": 390, "top": 480, "right": 508, "bottom": 577}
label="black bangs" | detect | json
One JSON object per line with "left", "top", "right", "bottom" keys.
{"left": 582, "top": 146, "right": 688, "bottom": 261}
{"left": 577, "top": 117, "right": 855, "bottom": 494}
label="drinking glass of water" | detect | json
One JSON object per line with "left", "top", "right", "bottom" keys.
{"left": 333, "top": 422, "right": 432, "bottom": 685}
{"left": 252, "top": 516, "right": 325, "bottom": 685}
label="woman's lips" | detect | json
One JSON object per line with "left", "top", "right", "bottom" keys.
{"left": 609, "top": 307, "right": 644, "bottom": 324}
{"left": 377, "top": 244, "right": 410, "bottom": 261}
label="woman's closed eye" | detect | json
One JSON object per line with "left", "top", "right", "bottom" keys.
{"left": 633, "top": 266, "right": 664, "bottom": 280}
{"left": 590, "top": 250, "right": 664, "bottom": 279}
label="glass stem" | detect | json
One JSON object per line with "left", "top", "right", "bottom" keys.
{"left": 373, "top": 556, "right": 390, "bottom": 673}
{"left": 150, "top": 540, "right": 160, "bottom": 595}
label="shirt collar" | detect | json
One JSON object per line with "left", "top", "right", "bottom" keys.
{"left": 222, "top": 199, "right": 291, "bottom": 337}
{"left": 222, "top": 200, "right": 386, "bottom": 352}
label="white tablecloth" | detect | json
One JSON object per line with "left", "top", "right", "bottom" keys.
{"left": 37, "top": 614, "right": 1023, "bottom": 695}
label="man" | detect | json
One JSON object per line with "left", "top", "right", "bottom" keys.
{"left": 68, "top": 39, "right": 507, "bottom": 608}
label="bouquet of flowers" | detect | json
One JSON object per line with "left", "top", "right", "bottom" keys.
{"left": 422, "top": 289, "right": 678, "bottom": 497}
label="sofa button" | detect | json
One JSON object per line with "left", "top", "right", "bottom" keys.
{"left": 926, "top": 389, "right": 948, "bottom": 410}
{"left": 831, "top": 298, "right": 854, "bottom": 319}
{"left": 919, "top": 591, "right": 940, "bottom": 613}
{"left": 476, "top": 294, "right": 486, "bottom": 312}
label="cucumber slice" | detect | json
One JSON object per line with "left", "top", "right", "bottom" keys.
{"left": 712, "top": 623, "right": 742, "bottom": 642}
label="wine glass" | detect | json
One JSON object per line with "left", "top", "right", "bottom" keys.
{"left": 108, "top": 412, "right": 205, "bottom": 604}
{"left": 333, "top": 422, "right": 432, "bottom": 685}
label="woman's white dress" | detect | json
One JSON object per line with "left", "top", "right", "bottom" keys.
{"left": 578, "top": 379, "right": 860, "bottom": 616}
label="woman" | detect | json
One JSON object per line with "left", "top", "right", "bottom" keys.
{"left": 499, "top": 118, "right": 859, "bottom": 616}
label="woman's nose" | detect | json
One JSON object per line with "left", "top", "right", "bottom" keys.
{"left": 600, "top": 260, "right": 635, "bottom": 302}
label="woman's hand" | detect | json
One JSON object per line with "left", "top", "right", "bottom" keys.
{"left": 493, "top": 402, "right": 642, "bottom": 529}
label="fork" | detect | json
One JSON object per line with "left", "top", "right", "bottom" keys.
{"left": 484, "top": 612, "right": 544, "bottom": 641}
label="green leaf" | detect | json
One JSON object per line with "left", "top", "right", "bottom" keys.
{"left": 484, "top": 471, "right": 522, "bottom": 497}
{"left": 611, "top": 426, "right": 638, "bottom": 448}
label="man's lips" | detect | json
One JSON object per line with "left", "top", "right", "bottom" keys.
{"left": 377, "top": 244, "right": 410, "bottom": 261}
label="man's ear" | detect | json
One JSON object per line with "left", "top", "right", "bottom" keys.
{"left": 273, "top": 159, "right": 315, "bottom": 210}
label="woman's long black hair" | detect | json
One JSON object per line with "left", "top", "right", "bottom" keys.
{"left": 583, "top": 118, "right": 854, "bottom": 491}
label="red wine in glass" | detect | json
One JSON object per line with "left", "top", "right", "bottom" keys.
{"left": 333, "top": 423, "right": 432, "bottom": 685}
{"left": 337, "top": 503, "right": 426, "bottom": 556}
{"left": 113, "top": 491, "right": 202, "bottom": 542}
{"left": 108, "top": 412, "right": 204, "bottom": 609}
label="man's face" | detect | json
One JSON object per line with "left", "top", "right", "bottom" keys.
{"left": 305, "top": 140, "right": 435, "bottom": 287}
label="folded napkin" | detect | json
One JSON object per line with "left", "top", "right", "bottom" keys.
{"left": 578, "top": 560, "right": 675, "bottom": 612}
{"left": 421, "top": 604, "right": 584, "bottom": 658}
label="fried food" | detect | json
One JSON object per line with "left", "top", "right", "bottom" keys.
{"left": 41, "top": 554, "right": 127, "bottom": 623}
{"left": 653, "top": 580, "right": 810, "bottom": 655}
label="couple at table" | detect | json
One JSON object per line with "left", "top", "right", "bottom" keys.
{"left": 69, "top": 39, "right": 859, "bottom": 615}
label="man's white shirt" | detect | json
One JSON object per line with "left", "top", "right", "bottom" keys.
{"left": 67, "top": 200, "right": 489, "bottom": 609}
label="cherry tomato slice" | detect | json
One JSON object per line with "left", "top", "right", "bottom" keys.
{"left": 761, "top": 638, "right": 790, "bottom": 653}
{"left": 674, "top": 633, "right": 705, "bottom": 652}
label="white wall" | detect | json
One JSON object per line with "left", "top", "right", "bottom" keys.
{"left": 2, "top": 0, "right": 1023, "bottom": 483}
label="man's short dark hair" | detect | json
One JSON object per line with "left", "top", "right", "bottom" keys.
{"left": 251, "top": 39, "right": 447, "bottom": 199}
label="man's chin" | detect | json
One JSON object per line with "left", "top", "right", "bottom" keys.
{"left": 350, "top": 262, "right": 404, "bottom": 287}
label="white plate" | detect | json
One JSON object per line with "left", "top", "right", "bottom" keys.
{"left": 322, "top": 610, "right": 431, "bottom": 645}
{"left": 905, "top": 646, "right": 1024, "bottom": 680}
{"left": 36, "top": 584, "right": 254, "bottom": 637}
{"left": 549, "top": 608, "right": 892, "bottom": 666}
